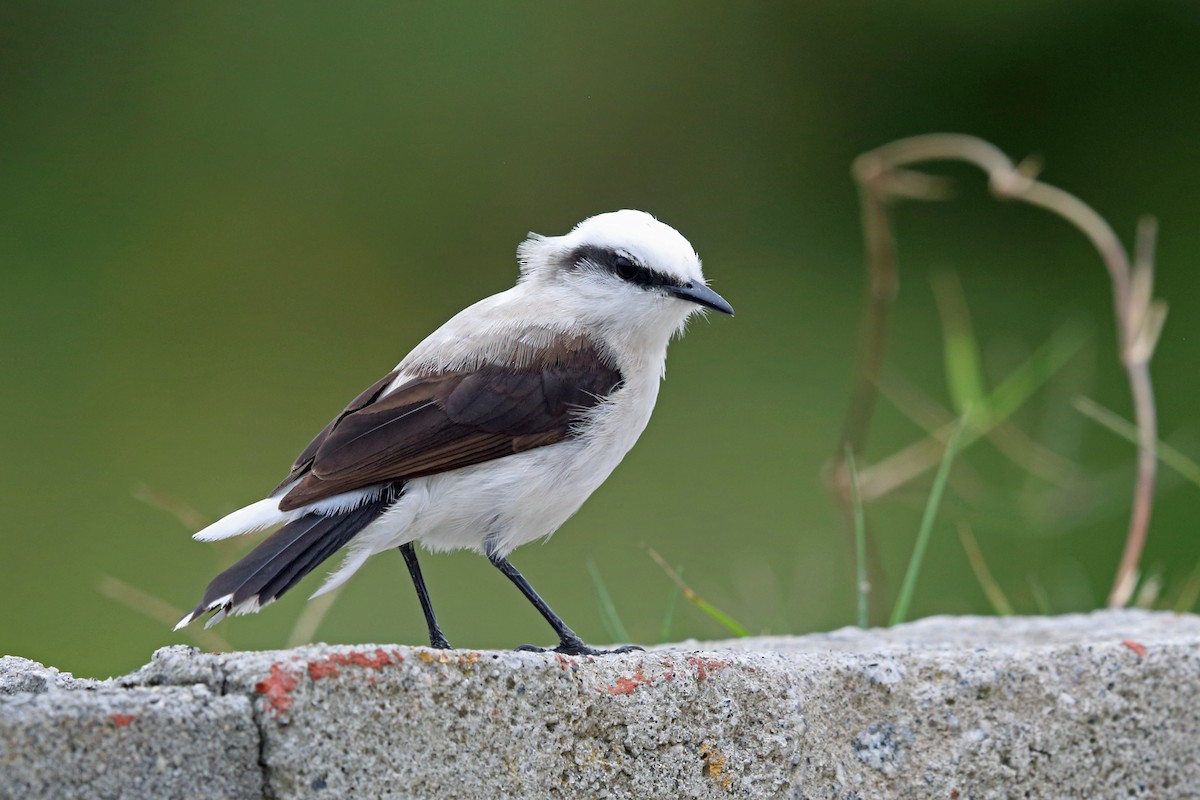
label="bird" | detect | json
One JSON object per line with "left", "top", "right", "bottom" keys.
{"left": 174, "top": 209, "right": 733, "bottom": 655}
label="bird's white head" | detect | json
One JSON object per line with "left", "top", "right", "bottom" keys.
{"left": 516, "top": 210, "right": 733, "bottom": 346}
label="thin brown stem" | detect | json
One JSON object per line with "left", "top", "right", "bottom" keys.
{"left": 836, "top": 133, "right": 1163, "bottom": 608}
{"left": 957, "top": 521, "right": 1014, "bottom": 616}
{"left": 824, "top": 166, "right": 902, "bottom": 625}
{"left": 100, "top": 576, "right": 232, "bottom": 652}
{"left": 840, "top": 178, "right": 900, "bottom": 458}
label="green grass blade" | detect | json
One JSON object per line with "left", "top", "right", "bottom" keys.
{"left": 987, "top": 319, "right": 1090, "bottom": 423}
{"left": 644, "top": 545, "right": 749, "bottom": 638}
{"left": 1173, "top": 557, "right": 1200, "bottom": 613}
{"left": 845, "top": 446, "right": 870, "bottom": 628}
{"left": 659, "top": 564, "right": 683, "bottom": 643}
{"left": 889, "top": 417, "right": 967, "bottom": 626}
{"left": 1073, "top": 395, "right": 1200, "bottom": 487}
{"left": 856, "top": 319, "right": 1087, "bottom": 503}
{"left": 932, "top": 272, "right": 987, "bottom": 417}
{"left": 690, "top": 596, "right": 750, "bottom": 638}
{"left": 586, "top": 559, "right": 630, "bottom": 644}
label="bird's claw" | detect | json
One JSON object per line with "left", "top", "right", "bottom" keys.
{"left": 516, "top": 640, "right": 644, "bottom": 656}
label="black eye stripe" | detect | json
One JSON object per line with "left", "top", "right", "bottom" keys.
{"left": 566, "top": 245, "right": 675, "bottom": 289}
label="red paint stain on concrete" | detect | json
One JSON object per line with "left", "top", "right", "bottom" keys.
{"left": 1121, "top": 640, "right": 1147, "bottom": 658}
{"left": 255, "top": 663, "right": 299, "bottom": 717}
{"left": 307, "top": 648, "right": 405, "bottom": 680}
{"left": 607, "top": 667, "right": 653, "bottom": 695}
{"left": 108, "top": 713, "right": 136, "bottom": 727}
{"left": 687, "top": 656, "right": 729, "bottom": 682}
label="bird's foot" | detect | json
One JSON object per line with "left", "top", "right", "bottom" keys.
{"left": 516, "top": 637, "right": 644, "bottom": 657}
{"left": 429, "top": 632, "right": 452, "bottom": 650}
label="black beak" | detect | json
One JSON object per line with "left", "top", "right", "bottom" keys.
{"left": 666, "top": 282, "right": 735, "bottom": 316}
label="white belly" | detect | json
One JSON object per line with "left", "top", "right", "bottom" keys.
{"left": 311, "top": 378, "right": 658, "bottom": 596}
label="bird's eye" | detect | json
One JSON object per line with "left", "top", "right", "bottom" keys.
{"left": 612, "top": 255, "right": 638, "bottom": 281}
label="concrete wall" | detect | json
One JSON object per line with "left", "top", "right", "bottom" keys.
{"left": 3, "top": 610, "right": 1197, "bottom": 799}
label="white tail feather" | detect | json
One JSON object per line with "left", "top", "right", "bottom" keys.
{"left": 202, "top": 607, "right": 228, "bottom": 629}
{"left": 193, "top": 487, "right": 386, "bottom": 543}
{"left": 193, "top": 497, "right": 289, "bottom": 542}
{"left": 174, "top": 592, "right": 234, "bottom": 631}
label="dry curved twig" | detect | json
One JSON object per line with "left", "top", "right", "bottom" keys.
{"left": 832, "top": 133, "right": 1165, "bottom": 609}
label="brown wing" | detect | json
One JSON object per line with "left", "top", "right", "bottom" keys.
{"left": 275, "top": 335, "right": 623, "bottom": 512}
{"left": 271, "top": 370, "right": 401, "bottom": 496}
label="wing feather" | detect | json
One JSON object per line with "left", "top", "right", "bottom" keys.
{"left": 271, "top": 369, "right": 400, "bottom": 496}
{"left": 276, "top": 333, "right": 622, "bottom": 511}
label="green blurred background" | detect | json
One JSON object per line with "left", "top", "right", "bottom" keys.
{"left": 4, "top": 2, "right": 1199, "bottom": 678}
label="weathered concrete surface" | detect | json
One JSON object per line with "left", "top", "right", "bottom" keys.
{"left": 0, "top": 674, "right": 261, "bottom": 800}
{"left": 3, "top": 610, "right": 1199, "bottom": 799}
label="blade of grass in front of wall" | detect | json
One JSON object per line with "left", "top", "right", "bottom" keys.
{"left": 889, "top": 417, "right": 967, "bottom": 627}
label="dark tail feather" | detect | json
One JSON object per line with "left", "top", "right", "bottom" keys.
{"left": 179, "top": 485, "right": 399, "bottom": 628}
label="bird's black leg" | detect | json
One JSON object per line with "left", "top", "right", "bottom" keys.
{"left": 399, "top": 543, "right": 451, "bottom": 649}
{"left": 488, "top": 554, "right": 642, "bottom": 656}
